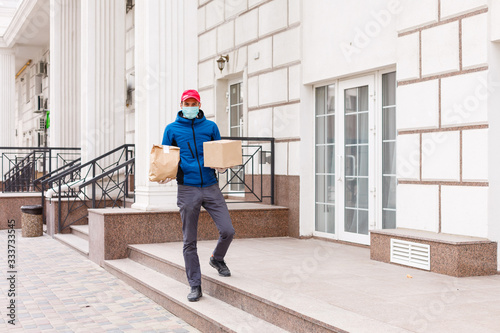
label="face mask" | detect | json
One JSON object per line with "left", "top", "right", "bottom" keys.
{"left": 182, "top": 106, "right": 199, "bottom": 119}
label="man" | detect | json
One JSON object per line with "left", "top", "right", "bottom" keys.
{"left": 160, "top": 89, "right": 235, "bottom": 302}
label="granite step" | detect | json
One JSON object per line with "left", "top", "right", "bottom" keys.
{"left": 104, "top": 258, "right": 289, "bottom": 333}
{"left": 70, "top": 224, "right": 89, "bottom": 241}
{"left": 126, "top": 242, "right": 354, "bottom": 333}
{"left": 53, "top": 232, "right": 89, "bottom": 257}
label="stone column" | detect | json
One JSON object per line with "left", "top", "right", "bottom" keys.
{"left": 49, "top": 0, "right": 81, "bottom": 148}
{"left": 132, "top": 0, "right": 197, "bottom": 210}
{"left": 0, "top": 49, "right": 15, "bottom": 147}
{"left": 80, "top": 0, "right": 126, "bottom": 162}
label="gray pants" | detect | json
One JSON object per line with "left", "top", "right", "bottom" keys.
{"left": 177, "top": 184, "right": 235, "bottom": 287}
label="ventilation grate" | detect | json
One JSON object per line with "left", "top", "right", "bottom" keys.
{"left": 390, "top": 239, "right": 430, "bottom": 270}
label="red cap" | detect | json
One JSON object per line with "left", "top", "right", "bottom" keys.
{"left": 181, "top": 89, "right": 201, "bottom": 103}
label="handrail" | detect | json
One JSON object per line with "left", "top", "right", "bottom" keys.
{"left": 44, "top": 144, "right": 134, "bottom": 184}
{"left": 0, "top": 146, "right": 81, "bottom": 150}
{"left": 34, "top": 158, "right": 81, "bottom": 185}
{"left": 79, "top": 158, "right": 134, "bottom": 188}
{"left": 220, "top": 136, "right": 275, "bottom": 205}
{"left": 1, "top": 147, "right": 81, "bottom": 193}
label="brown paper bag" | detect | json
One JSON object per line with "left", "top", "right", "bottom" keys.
{"left": 148, "top": 145, "right": 180, "bottom": 182}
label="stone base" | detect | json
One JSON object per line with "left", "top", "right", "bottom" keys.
{"left": 88, "top": 203, "right": 289, "bottom": 266}
{"left": 371, "top": 228, "right": 497, "bottom": 277}
{"left": 45, "top": 197, "right": 124, "bottom": 236}
{"left": 0, "top": 193, "right": 42, "bottom": 230}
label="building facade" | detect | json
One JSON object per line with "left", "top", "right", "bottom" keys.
{"left": 1, "top": 0, "right": 499, "bottom": 268}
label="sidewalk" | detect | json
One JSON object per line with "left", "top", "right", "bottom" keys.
{"left": 0, "top": 229, "right": 199, "bottom": 332}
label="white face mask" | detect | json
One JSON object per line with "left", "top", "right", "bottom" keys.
{"left": 182, "top": 106, "right": 199, "bottom": 119}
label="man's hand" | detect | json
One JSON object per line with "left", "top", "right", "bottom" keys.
{"left": 158, "top": 178, "right": 173, "bottom": 184}
{"left": 214, "top": 168, "right": 227, "bottom": 173}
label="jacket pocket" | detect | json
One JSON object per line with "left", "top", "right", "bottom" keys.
{"left": 187, "top": 142, "right": 195, "bottom": 158}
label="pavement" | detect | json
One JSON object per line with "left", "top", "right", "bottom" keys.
{"left": 1, "top": 228, "right": 500, "bottom": 333}
{"left": 0, "top": 229, "right": 199, "bottom": 333}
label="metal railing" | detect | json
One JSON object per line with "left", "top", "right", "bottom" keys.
{"left": 219, "top": 137, "right": 275, "bottom": 205}
{"left": 1, "top": 147, "right": 81, "bottom": 192}
{"left": 40, "top": 144, "right": 134, "bottom": 233}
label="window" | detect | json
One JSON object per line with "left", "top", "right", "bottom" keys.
{"left": 315, "top": 85, "right": 336, "bottom": 234}
{"left": 382, "top": 72, "right": 396, "bottom": 229}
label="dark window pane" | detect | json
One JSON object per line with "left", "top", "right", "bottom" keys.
{"left": 358, "top": 210, "right": 369, "bottom": 235}
{"left": 327, "top": 84, "right": 335, "bottom": 114}
{"left": 326, "top": 174, "right": 335, "bottom": 204}
{"left": 358, "top": 178, "right": 369, "bottom": 209}
{"left": 316, "top": 146, "right": 325, "bottom": 173}
{"left": 326, "top": 115, "right": 335, "bottom": 143}
{"left": 345, "top": 178, "right": 357, "bottom": 208}
{"left": 358, "top": 86, "right": 368, "bottom": 111}
{"left": 345, "top": 208, "right": 357, "bottom": 233}
{"left": 383, "top": 142, "right": 396, "bottom": 175}
{"left": 358, "top": 145, "right": 369, "bottom": 177}
{"left": 345, "top": 88, "right": 357, "bottom": 113}
{"left": 230, "top": 127, "right": 240, "bottom": 137}
{"left": 230, "top": 105, "right": 239, "bottom": 127}
{"left": 358, "top": 113, "right": 369, "bottom": 144}
{"left": 383, "top": 176, "right": 397, "bottom": 209}
{"left": 315, "top": 203, "right": 326, "bottom": 233}
{"left": 325, "top": 204, "right": 335, "bottom": 233}
{"left": 316, "top": 86, "right": 326, "bottom": 115}
{"left": 316, "top": 175, "right": 326, "bottom": 203}
{"left": 326, "top": 145, "right": 335, "bottom": 175}
{"left": 383, "top": 107, "right": 396, "bottom": 141}
{"left": 345, "top": 114, "right": 357, "bottom": 144}
{"left": 382, "top": 72, "right": 396, "bottom": 107}
{"left": 345, "top": 146, "right": 357, "bottom": 177}
{"left": 383, "top": 210, "right": 396, "bottom": 229}
{"left": 316, "top": 117, "right": 326, "bottom": 144}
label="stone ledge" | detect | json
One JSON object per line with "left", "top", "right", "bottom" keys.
{"left": 371, "top": 228, "right": 497, "bottom": 277}
{"left": 89, "top": 204, "right": 289, "bottom": 266}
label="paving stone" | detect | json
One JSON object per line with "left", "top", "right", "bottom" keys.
{"left": 0, "top": 231, "right": 199, "bottom": 332}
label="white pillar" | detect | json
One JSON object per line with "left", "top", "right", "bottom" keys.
{"left": 132, "top": 0, "right": 198, "bottom": 210}
{"left": 80, "top": 0, "right": 126, "bottom": 162}
{"left": 49, "top": 0, "right": 81, "bottom": 148}
{"left": 0, "top": 49, "right": 15, "bottom": 147}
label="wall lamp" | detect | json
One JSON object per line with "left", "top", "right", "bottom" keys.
{"left": 216, "top": 55, "right": 229, "bottom": 73}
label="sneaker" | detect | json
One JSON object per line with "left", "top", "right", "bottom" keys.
{"left": 187, "top": 285, "right": 202, "bottom": 302}
{"left": 209, "top": 256, "right": 231, "bottom": 277}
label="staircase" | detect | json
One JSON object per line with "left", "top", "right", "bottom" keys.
{"left": 103, "top": 240, "right": 348, "bottom": 333}
{"left": 54, "top": 224, "right": 89, "bottom": 257}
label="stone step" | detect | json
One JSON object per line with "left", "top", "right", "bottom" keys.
{"left": 127, "top": 243, "right": 347, "bottom": 333}
{"left": 104, "top": 258, "right": 289, "bottom": 333}
{"left": 70, "top": 224, "right": 89, "bottom": 241}
{"left": 53, "top": 233, "right": 89, "bottom": 257}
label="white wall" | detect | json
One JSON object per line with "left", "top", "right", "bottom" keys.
{"left": 302, "top": 0, "right": 398, "bottom": 84}
{"left": 197, "top": 0, "right": 302, "bottom": 177}
{"left": 15, "top": 48, "right": 50, "bottom": 147}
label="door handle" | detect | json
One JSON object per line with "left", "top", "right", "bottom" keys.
{"left": 346, "top": 154, "right": 356, "bottom": 180}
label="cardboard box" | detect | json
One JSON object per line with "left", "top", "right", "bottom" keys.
{"left": 203, "top": 140, "right": 242, "bottom": 168}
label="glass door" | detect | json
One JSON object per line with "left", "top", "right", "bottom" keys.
{"left": 314, "top": 73, "right": 395, "bottom": 244}
{"left": 338, "top": 76, "right": 374, "bottom": 245}
{"left": 228, "top": 82, "right": 244, "bottom": 193}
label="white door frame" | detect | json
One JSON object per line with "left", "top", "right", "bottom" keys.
{"left": 337, "top": 75, "right": 375, "bottom": 245}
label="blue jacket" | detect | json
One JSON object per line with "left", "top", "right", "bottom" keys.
{"left": 162, "top": 110, "right": 221, "bottom": 187}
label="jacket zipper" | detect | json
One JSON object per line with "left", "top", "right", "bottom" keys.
{"left": 191, "top": 120, "right": 204, "bottom": 187}
{"left": 187, "top": 142, "right": 195, "bottom": 158}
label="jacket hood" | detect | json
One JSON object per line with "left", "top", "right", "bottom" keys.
{"left": 175, "top": 109, "right": 206, "bottom": 125}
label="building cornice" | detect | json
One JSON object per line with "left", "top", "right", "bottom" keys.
{"left": 2, "top": 0, "right": 39, "bottom": 47}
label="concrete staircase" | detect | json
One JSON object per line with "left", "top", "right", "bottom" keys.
{"left": 53, "top": 225, "right": 89, "bottom": 257}
{"left": 104, "top": 241, "right": 348, "bottom": 333}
